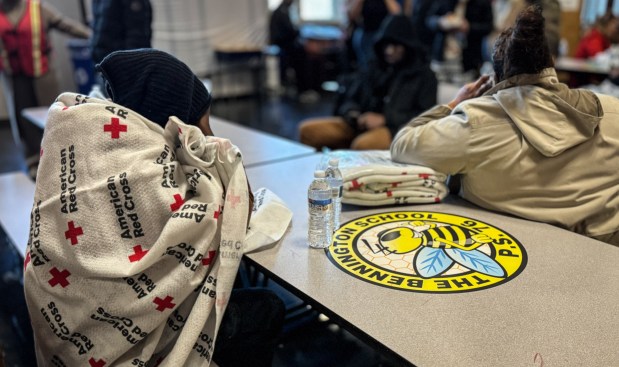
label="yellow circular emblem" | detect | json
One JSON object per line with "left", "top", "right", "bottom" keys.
{"left": 326, "top": 211, "right": 527, "bottom": 293}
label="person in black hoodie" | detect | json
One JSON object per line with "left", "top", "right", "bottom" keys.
{"left": 298, "top": 14, "right": 437, "bottom": 150}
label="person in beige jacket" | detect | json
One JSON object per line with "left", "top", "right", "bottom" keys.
{"left": 391, "top": 6, "right": 619, "bottom": 246}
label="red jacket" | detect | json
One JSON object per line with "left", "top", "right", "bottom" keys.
{"left": 575, "top": 28, "right": 610, "bottom": 59}
{"left": 0, "top": 0, "right": 50, "bottom": 77}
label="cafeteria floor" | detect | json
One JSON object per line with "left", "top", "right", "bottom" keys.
{"left": 0, "top": 87, "right": 434, "bottom": 366}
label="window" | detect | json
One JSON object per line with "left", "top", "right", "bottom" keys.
{"left": 267, "top": 0, "right": 346, "bottom": 24}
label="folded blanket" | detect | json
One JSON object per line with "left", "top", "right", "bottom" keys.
{"left": 24, "top": 93, "right": 291, "bottom": 366}
{"left": 319, "top": 150, "right": 448, "bottom": 206}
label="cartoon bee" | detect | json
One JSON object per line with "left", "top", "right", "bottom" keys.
{"left": 365, "top": 221, "right": 506, "bottom": 278}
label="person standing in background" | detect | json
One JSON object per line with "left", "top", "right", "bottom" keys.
{"left": 269, "top": 0, "right": 314, "bottom": 99}
{"left": 0, "top": 0, "right": 91, "bottom": 178}
{"left": 439, "top": 0, "right": 493, "bottom": 78}
{"left": 348, "top": 0, "right": 401, "bottom": 70}
{"left": 90, "top": 0, "right": 152, "bottom": 65}
{"left": 409, "top": 0, "right": 452, "bottom": 62}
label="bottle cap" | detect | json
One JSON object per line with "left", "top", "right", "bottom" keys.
{"left": 328, "top": 158, "right": 339, "bottom": 167}
{"left": 314, "top": 170, "right": 326, "bottom": 178}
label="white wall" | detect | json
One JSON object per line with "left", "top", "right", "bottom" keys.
{"left": 151, "top": 0, "right": 269, "bottom": 76}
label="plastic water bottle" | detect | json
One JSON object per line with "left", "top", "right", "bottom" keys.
{"left": 325, "top": 158, "right": 343, "bottom": 231}
{"left": 308, "top": 170, "right": 333, "bottom": 248}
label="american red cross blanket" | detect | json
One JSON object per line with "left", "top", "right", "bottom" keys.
{"left": 320, "top": 150, "right": 448, "bottom": 206}
{"left": 23, "top": 92, "right": 291, "bottom": 366}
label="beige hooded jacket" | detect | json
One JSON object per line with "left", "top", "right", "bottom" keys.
{"left": 391, "top": 68, "right": 619, "bottom": 239}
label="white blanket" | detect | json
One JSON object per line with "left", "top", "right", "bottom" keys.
{"left": 23, "top": 93, "right": 291, "bottom": 366}
{"left": 319, "top": 150, "right": 448, "bottom": 206}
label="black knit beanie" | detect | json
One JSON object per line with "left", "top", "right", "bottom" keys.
{"left": 96, "top": 48, "right": 212, "bottom": 127}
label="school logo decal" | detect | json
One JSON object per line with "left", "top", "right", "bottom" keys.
{"left": 326, "top": 211, "right": 526, "bottom": 293}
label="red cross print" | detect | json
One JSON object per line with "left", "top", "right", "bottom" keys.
{"left": 40, "top": 148, "right": 43, "bottom": 157}
{"left": 178, "top": 127, "right": 182, "bottom": 134}
{"left": 419, "top": 173, "right": 430, "bottom": 179}
{"left": 48, "top": 267, "right": 71, "bottom": 288}
{"left": 434, "top": 197, "right": 441, "bottom": 203}
{"left": 391, "top": 182, "right": 400, "bottom": 188}
{"left": 227, "top": 191, "right": 241, "bottom": 209}
{"left": 89, "top": 357, "right": 106, "bottom": 367}
{"left": 169, "top": 194, "right": 184, "bottom": 212}
{"left": 153, "top": 295, "right": 176, "bottom": 312}
{"left": 65, "top": 221, "right": 84, "bottom": 245}
{"left": 62, "top": 106, "right": 69, "bottom": 111}
{"left": 103, "top": 117, "right": 127, "bottom": 139}
{"left": 24, "top": 252, "right": 31, "bottom": 270}
{"left": 351, "top": 180, "right": 362, "bottom": 190}
{"left": 128, "top": 245, "right": 148, "bottom": 263}
{"left": 386, "top": 190, "right": 393, "bottom": 197}
{"left": 214, "top": 205, "right": 222, "bottom": 219}
{"left": 202, "top": 250, "right": 217, "bottom": 266}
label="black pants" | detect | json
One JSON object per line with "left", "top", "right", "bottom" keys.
{"left": 213, "top": 288, "right": 285, "bottom": 367}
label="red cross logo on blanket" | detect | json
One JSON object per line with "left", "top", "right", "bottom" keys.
{"left": 170, "top": 194, "right": 185, "bottom": 212}
{"left": 62, "top": 106, "right": 69, "bottom": 111}
{"left": 48, "top": 267, "right": 71, "bottom": 288}
{"left": 24, "top": 252, "right": 31, "bottom": 270}
{"left": 89, "top": 357, "right": 106, "bottom": 367}
{"left": 419, "top": 173, "right": 430, "bottom": 179}
{"left": 65, "top": 221, "right": 84, "bottom": 245}
{"left": 153, "top": 295, "right": 176, "bottom": 312}
{"left": 214, "top": 205, "right": 222, "bottom": 219}
{"left": 104, "top": 117, "right": 127, "bottom": 139}
{"left": 129, "top": 245, "right": 148, "bottom": 262}
{"left": 227, "top": 190, "right": 241, "bottom": 209}
{"left": 178, "top": 127, "right": 182, "bottom": 134}
{"left": 202, "top": 250, "right": 217, "bottom": 266}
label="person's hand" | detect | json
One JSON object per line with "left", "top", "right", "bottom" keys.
{"left": 447, "top": 75, "right": 493, "bottom": 109}
{"left": 439, "top": 13, "right": 462, "bottom": 31}
{"left": 459, "top": 18, "right": 470, "bottom": 34}
{"left": 357, "top": 112, "right": 386, "bottom": 130}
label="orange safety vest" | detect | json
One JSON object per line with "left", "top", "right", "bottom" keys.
{"left": 0, "top": 0, "right": 49, "bottom": 77}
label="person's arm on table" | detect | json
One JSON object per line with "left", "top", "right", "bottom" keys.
{"left": 390, "top": 75, "right": 492, "bottom": 174}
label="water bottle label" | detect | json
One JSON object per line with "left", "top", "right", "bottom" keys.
{"left": 309, "top": 198, "right": 331, "bottom": 210}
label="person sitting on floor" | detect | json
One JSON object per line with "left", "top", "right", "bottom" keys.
{"left": 23, "top": 48, "right": 288, "bottom": 367}
{"left": 390, "top": 6, "right": 619, "bottom": 247}
{"left": 298, "top": 14, "right": 437, "bottom": 150}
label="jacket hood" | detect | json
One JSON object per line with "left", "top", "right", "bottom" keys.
{"left": 487, "top": 69, "right": 603, "bottom": 157}
{"left": 373, "top": 15, "right": 427, "bottom": 65}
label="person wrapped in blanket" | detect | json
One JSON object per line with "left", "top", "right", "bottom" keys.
{"left": 23, "top": 49, "right": 288, "bottom": 366}
{"left": 390, "top": 6, "right": 619, "bottom": 247}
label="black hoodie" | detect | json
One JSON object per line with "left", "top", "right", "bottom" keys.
{"left": 336, "top": 15, "right": 438, "bottom": 137}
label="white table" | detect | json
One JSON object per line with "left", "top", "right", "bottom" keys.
{"left": 21, "top": 107, "right": 316, "bottom": 168}
{"left": 554, "top": 57, "right": 609, "bottom": 75}
{"left": 209, "top": 116, "right": 315, "bottom": 167}
{"left": 244, "top": 154, "right": 619, "bottom": 367}
{"left": 0, "top": 172, "right": 35, "bottom": 255}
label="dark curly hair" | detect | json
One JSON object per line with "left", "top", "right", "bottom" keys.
{"left": 492, "top": 5, "right": 554, "bottom": 82}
